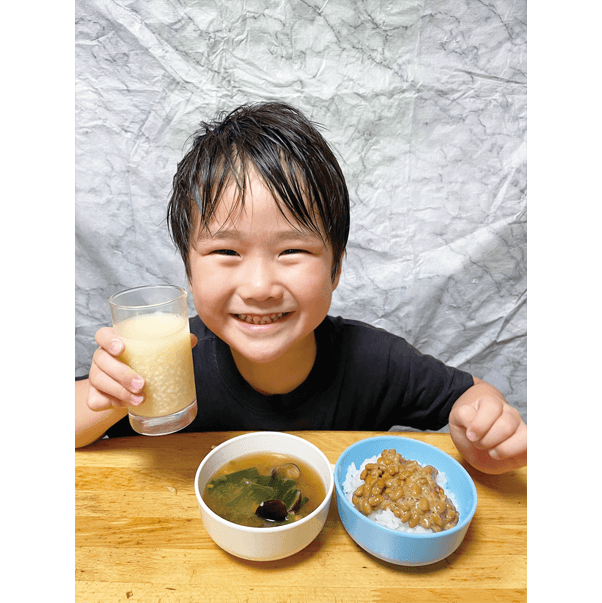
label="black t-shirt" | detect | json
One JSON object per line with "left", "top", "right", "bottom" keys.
{"left": 104, "top": 315, "right": 474, "bottom": 438}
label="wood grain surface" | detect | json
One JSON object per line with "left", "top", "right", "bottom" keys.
{"left": 75, "top": 431, "right": 527, "bottom": 603}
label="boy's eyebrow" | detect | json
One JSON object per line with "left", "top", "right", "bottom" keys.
{"left": 196, "top": 227, "right": 323, "bottom": 243}
{"left": 195, "top": 229, "right": 243, "bottom": 241}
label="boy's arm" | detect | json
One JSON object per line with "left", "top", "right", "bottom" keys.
{"left": 75, "top": 378, "right": 128, "bottom": 448}
{"left": 75, "top": 328, "right": 147, "bottom": 448}
{"left": 449, "top": 377, "right": 527, "bottom": 475}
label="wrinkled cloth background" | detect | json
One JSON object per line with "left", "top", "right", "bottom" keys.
{"left": 75, "top": 0, "right": 527, "bottom": 428}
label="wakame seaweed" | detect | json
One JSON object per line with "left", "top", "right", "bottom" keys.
{"left": 204, "top": 467, "right": 309, "bottom": 526}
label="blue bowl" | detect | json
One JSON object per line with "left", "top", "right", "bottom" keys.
{"left": 334, "top": 435, "right": 477, "bottom": 566}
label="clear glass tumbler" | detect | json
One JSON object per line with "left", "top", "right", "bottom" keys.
{"left": 109, "top": 284, "right": 197, "bottom": 435}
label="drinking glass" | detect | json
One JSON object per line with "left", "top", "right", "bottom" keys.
{"left": 109, "top": 284, "right": 197, "bottom": 435}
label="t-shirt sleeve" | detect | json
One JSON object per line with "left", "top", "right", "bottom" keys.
{"left": 336, "top": 319, "right": 474, "bottom": 431}
{"left": 383, "top": 336, "right": 474, "bottom": 430}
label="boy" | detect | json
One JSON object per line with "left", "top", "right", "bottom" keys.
{"left": 75, "top": 101, "right": 526, "bottom": 474}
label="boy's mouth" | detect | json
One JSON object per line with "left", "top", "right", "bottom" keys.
{"left": 234, "top": 312, "right": 291, "bottom": 325}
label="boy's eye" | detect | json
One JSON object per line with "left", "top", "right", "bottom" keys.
{"left": 211, "top": 249, "right": 239, "bottom": 256}
{"left": 281, "top": 249, "right": 308, "bottom": 255}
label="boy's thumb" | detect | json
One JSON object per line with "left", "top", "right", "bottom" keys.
{"left": 450, "top": 404, "right": 477, "bottom": 430}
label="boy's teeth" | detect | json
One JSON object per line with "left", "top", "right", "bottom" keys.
{"left": 237, "top": 312, "right": 285, "bottom": 325}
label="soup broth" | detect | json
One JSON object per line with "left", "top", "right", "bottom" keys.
{"left": 203, "top": 452, "right": 326, "bottom": 528}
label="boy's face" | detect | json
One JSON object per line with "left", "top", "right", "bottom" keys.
{"left": 188, "top": 170, "right": 341, "bottom": 368}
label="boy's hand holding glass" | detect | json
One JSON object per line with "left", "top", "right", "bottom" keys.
{"left": 87, "top": 326, "right": 148, "bottom": 411}
{"left": 87, "top": 285, "right": 198, "bottom": 436}
{"left": 88, "top": 326, "right": 198, "bottom": 409}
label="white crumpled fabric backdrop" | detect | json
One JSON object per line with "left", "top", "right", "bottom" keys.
{"left": 75, "top": 0, "right": 527, "bottom": 428}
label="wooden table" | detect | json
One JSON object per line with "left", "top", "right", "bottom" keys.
{"left": 75, "top": 431, "right": 527, "bottom": 602}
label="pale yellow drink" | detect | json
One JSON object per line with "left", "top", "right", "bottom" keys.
{"left": 117, "top": 312, "right": 196, "bottom": 418}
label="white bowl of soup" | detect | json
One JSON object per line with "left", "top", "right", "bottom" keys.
{"left": 194, "top": 431, "right": 334, "bottom": 561}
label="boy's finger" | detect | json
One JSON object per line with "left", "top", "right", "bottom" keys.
{"left": 464, "top": 399, "right": 505, "bottom": 448}
{"left": 473, "top": 406, "right": 522, "bottom": 451}
{"left": 191, "top": 334, "right": 198, "bottom": 348}
{"left": 87, "top": 388, "right": 126, "bottom": 412}
{"left": 451, "top": 403, "right": 477, "bottom": 431}
{"left": 92, "top": 348, "right": 145, "bottom": 395}
{"left": 95, "top": 327, "right": 123, "bottom": 355}
{"left": 88, "top": 366, "right": 145, "bottom": 410}
{"left": 488, "top": 422, "right": 527, "bottom": 461}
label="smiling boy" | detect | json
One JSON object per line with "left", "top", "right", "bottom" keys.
{"left": 187, "top": 173, "right": 338, "bottom": 396}
{"left": 75, "top": 102, "right": 526, "bottom": 475}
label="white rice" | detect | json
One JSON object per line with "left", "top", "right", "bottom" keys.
{"left": 342, "top": 455, "right": 459, "bottom": 534}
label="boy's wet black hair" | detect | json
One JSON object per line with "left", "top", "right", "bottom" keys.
{"left": 166, "top": 101, "right": 350, "bottom": 281}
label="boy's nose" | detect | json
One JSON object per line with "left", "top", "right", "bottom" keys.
{"left": 238, "top": 260, "right": 283, "bottom": 302}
